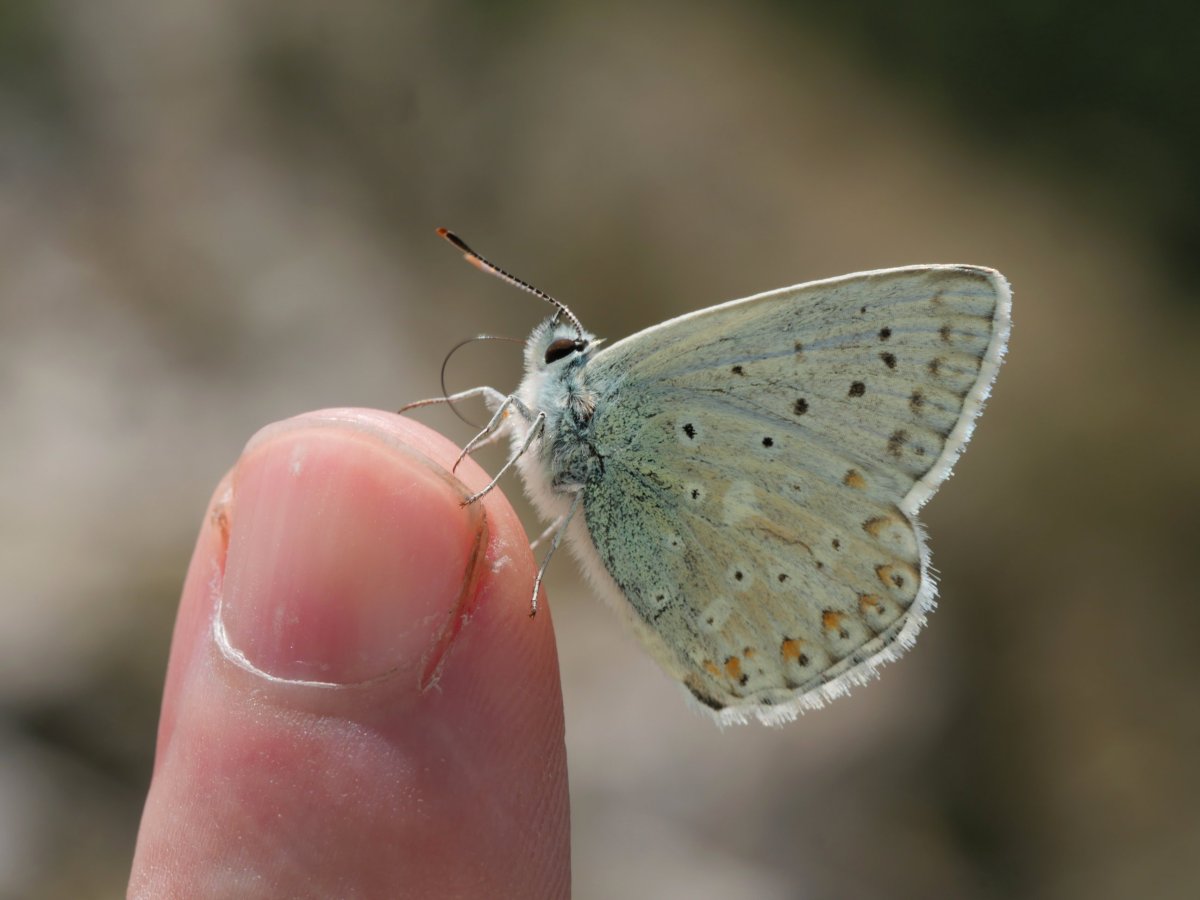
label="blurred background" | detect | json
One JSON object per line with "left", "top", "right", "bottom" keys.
{"left": 2, "top": 1, "right": 1198, "bottom": 897}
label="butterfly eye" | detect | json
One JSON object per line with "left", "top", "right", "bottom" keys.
{"left": 544, "top": 337, "right": 585, "bottom": 364}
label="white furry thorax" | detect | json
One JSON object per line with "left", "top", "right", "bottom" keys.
{"left": 508, "top": 317, "right": 601, "bottom": 524}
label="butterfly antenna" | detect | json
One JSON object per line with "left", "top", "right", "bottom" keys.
{"left": 441, "top": 333, "right": 523, "bottom": 427}
{"left": 437, "top": 228, "right": 586, "bottom": 339}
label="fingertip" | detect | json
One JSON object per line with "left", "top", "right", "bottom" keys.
{"left": 220, "top": 414, "right": 487, "bottom": 685}
{"left": 134, "top": 409, "right": 569, "bottom": 897}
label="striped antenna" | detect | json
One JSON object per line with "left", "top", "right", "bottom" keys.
{"left": 437, "top": 228, "right": 586, "bottom": 339}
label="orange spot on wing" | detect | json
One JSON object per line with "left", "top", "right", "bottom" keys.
{"left": 875, "top": 562, "right": 918, "bottom": 593}
{"left": 704, "top": 660, "right": 721, "bottom": 677}
{"left": 743, "top": 647, "right": 757, "bottom": 659}
{"left": 822, "top": 610, "right": 844, "bottom": 631}
{"left": 844, "top": 469, "right": 866, "bottom": 489}
{"left": 724, "top": 656, "right": 743, "bottom": 681}
{"left": 781, "top": 638, "right": 802, "bottom": 661}
{"left": 862, "top": 516, "right": 889, "bottom": 537}
{"left": 859, "top": 593, "right": 882, "bottom": 613}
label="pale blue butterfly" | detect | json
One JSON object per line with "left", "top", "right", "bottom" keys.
{"left": 403, "top": 230, "right": 1011, "bottom": 726}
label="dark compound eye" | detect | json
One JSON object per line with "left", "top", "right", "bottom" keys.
{"left": 544, "top": 337, "right": 586, "bottom": 364}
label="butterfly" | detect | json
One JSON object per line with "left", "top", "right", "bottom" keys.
{"left": 403, "top": 229, "right": 1011, "bottom": 725}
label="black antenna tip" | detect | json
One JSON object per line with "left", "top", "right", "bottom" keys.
{"left": 436, "top": 227, "right": 471, "bottom": 254}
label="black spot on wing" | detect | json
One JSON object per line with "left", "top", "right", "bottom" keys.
{"left": 688, "top": 684, "right": 726, "bottom": 711}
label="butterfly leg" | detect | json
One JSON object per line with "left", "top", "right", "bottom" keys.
{"left": 397, "top": 385, "right": 508, "bottom": 415}
{"left": 461, "top": 411, "right": 546, "bottom": 506}
{"left": 528, "top": 489, "right": 582, "bottom": 617}
{"left": 529, "top": 515, "right": 565, "bottom": 552}
{"left": 452, "top": 393, "right": 536, "bottom": 473}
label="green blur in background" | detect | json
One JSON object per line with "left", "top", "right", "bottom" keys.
{"left": 2, "top": 1, "right": 1198, "bottom": 898}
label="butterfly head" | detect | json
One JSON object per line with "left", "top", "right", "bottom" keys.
{"left": 524, "top": 317, "right": 598, "bottom": 375}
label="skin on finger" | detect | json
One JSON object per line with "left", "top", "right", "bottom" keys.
{"left": 130, "top": 409, "right": 570, "bottom": 899}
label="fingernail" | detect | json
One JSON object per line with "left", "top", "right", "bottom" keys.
{"left": 218, "top": 420, "right": 485, "bottom": 684}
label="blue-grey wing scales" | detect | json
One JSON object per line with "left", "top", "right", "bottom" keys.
{"left": 577, "top": 265, "right": 1009, "bottom": 724}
